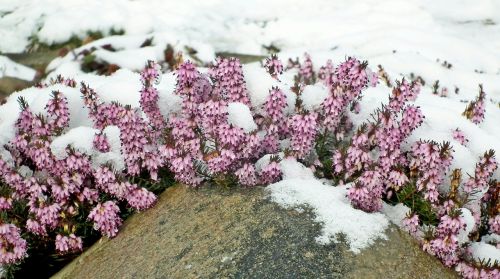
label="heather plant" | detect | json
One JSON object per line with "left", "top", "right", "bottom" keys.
{"left": 463, "top": 84, "right": 486, "bottom": 124}
{"left": 0, "top": 53, "right": 498, "bottom": 278}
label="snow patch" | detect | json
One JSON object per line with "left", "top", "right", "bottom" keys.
{"left": 227, "top": 102, "right": 257, "bottom": 133}
{"left": 469, "top": 242, "right": 500, "bottom": 264}
{"left": 301, "top": 84, "right": 329, "bottom": 111}
{"left": 0, "top": 55, "right": 36, "bottom": 81}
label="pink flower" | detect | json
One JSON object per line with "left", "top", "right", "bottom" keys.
{"left": 452, "top": 128, "right": 468, "bottom": 146}
{"left": 140, "top": 60, "right": 165, "bottom": 140}
{"left": 0, "top": 224, "right": 27, "bottom": 264}
{"left": 463, "top": 85, "right": 486, "bottom": 124}
{"left": 318, "top": 59, "right": 335, "bottom": 86}
{"left": 402, "top": 214, "right": 419, "bottom": 236}
{"left": 0, "top": 196, "right": 12, "bottom": 210}
{"left": 348, "top": 170, "right": 383, "bottom": 212}
{"left": 289, "top": 112, "right": 318, "bottom": 159}
{"left": 46, "top": 91, "right": 70, "bottom": 133}
{"left": 299, "top": 53, "right": 315, "bottom": 84}
{"left": 259, "top": 160, "right": 282, "bottom": 184}
{"left": 264, "top": 54, "right": 283, "bottom": 79}
{"left": 210, "top": 57, "right": 250, "bottom": 105}
{"left": 93, "top": 132, "right": 111, "bottom": 152}
{"left": 126, "top": 188, "right": 157, "bottom": 211}
{"left": 55, "top": 234, "right": 83, "bottom": 253}
{"left": 264, "top": 87, "right": 288, "bottom": 124}
{"left": 489, "top": 215, "right": 499, "bottom": 234}
{"left": 88, "top": 201, "right": 122, "bottom": 238}
{"left": 235, "top": 163, "right": 258, "bottom": 187}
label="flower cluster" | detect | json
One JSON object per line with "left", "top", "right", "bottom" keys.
{"left": 452, "top": 128, "right": 468, "bottom": 146}
{"left": 463, "top": 84, "right": 486, "bottom": 124}
{"left": 264, "top": 54, "right": 283, "bottom": 80}
{"left": 424, "top": 209, "right": 465, "bottom": 266}
{"left": 410, "top": 141, "right": 453, "bottom": 203}
{"left": 457, "top": 262, "right": 499, "bottom": 279}
{"left": 0, "top": 224, "right": 27, "bottom": 264}
{"left": 0, "top": 54, "right": 497, "bottom": 278}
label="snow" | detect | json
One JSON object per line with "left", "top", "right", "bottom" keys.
{"left": 2, "top": 0, "right": 500, "bottom": 97}
{"left": 50, "top": 126, "right": 99, "bottom": 160}
{"left": 49, "top": 125, "right": 124, "bottom": 170}
{"left": 95, "top": 69, "right": 142, "bottom": 107}
{"left": 381, "top": 203, "right": 411, "bottom": 227}
{"left": 0, "top": 55, "right": 36, "bottom": 81}
{"left": 469, "top": 242, "right": 500, "bottom": 264}
{"left": 301, "top": 84, "right": 329, "bottom": 111}
{"left": 227, "top": 102, "right": 257, "bottom": 133}
{"left": 244, "top": 63, "right": 279, "bottom": 110}
{"left": 93, "top": 46, "right": 164, "bottom": 71}
{"left": 458, "top": 208, "right": 475, "bottom": 244}
{"left": 268, "top": 158, "right": 389, "bottom": 253}
{"left": 157, "top": 72, "right": 182, "bottom": 119}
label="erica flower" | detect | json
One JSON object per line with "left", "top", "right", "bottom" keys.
{"left": 55, "top": 234, "right": 83, "bottom": 254}
{"left": 264, "top": 87, "right": 288, "bottom": 124}
{"left": 463, "top": 84, "right": 486, "bottom": 124}
{"left": 259, "top": 160, "right": 282, "bottom": 184}
{"left": 264, "top": 54, "right": 283, "bottom": 79}
{"left": 348, "top": 170, "right": 383, "bottom": 212}
{"left": 140, "top": 60, "right": 165, "bottom": 140}
{"left": 463, "top": 150, "right": 497, "bottom": 194}
{"left": 456, "top": 262, "right": 499, "bottom": 279}
{"left": 235, "top": 163, "right": 258, "bottom": 187}
{"left": 452, "top": 128, "right": 468, "bottom": 146}
{"left": 289, "top": 112, "right": 318, "bottom": 159}
{"left": 0, "top": 196, "right": 12, "bottom": 210}
{"left": 402, "top": 214, "right": 420, "bottom": 236}
{"left": 0, "top": 224, "right": 27, "bottom": 264}
{"left": 88, "top": 201, "right": 122, "bottom": 238}
{"left": 318, "top": 59, "right": 335, "bottom": 86}
{"left": 210, "top": 57, "right": 250, "bottom": 105}
{"left": 488, "top": 215, "right": 499, "bottom": 234}
{"left": 299, "top": 53, "right": 315, "bottom": 84}
{"left": 126, "top": 188, "right": 157, "bottom": 211}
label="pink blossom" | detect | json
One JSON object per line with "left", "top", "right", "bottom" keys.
{"left": 259, "top": 160, "right": 282, "bottom": 184}
{"left": 289, "top": 112, "right": 318, "bottom": 159}
{"left": 93, "top": 132, "right": 111, "bottom": 152}
{"left": 264, "top": 54, "right": 283, "bottom": 79}
{"left": 0, "top": 224, "right": 27, "bottom": 264}
{"left": 489, "top": 215, "right": 500, "bottom": 234}
{"left": 402, "top": 214, "right": 420, "bottom": 236}
{"left": 452, "top": 128, "right": 468, "bottom": 146}
{"left": 210, "top": 57, "right": 250, "bottom": 105}
{"left": 55, "top": 234, "right": 83, "bottom": 253}
{"left": 88, "top": 201, "right": 122, "bottom": 238}
{"left": 235, "top": 163, "right": 258, "bottom": 187}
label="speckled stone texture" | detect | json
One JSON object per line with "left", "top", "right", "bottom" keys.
{"left": 53, "top": 185, "right": 458, "bottom": 279}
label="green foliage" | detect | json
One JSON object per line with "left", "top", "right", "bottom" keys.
{"left": 392, "top": 182, "right": 439, "bottom": 226}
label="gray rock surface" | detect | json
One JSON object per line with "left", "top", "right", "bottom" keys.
{"left": 53, "top": 185, "right": 458, "bottom": 279}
